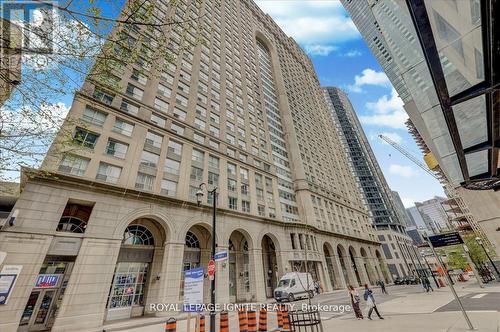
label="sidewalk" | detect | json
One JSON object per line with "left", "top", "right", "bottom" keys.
{"left": 107, "top": 281, "right": 500, "bottom": 331}
{"left": 323, "top": 311, "right": 499, "bottom": 332}
{"left": 322, "top": 281, "right": 500, "bottom": 332}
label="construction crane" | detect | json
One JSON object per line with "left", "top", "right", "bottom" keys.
{"left": 378, "top": 134, "right": 492, "bottom": 248}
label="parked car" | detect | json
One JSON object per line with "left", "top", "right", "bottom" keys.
{"left": 274, "top": 272, "right": 315, "bottom": 302}
{"left": 406, "top": 276, "right": 420, "bottom": 285}
{"left": 394, "top": 277, "right": 405, "bottom": 285}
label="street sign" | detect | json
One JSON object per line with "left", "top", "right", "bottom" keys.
{"left": 428, "top": 232, "right": 463, "bottom": 248}
{"left": 183, "top": 267, "right": 204, "bottom": 312}
{"left": 214, "top": 251, "right": 228, "bottom": 262}
{"left": 208, "top": 259, "right": 215, "bottom": 280}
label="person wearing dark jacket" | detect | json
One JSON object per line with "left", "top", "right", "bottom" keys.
{"left": 364, "top": 284, "right": 384, "bottom": 320}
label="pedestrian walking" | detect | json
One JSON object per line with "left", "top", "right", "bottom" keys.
{"left": 422, "top": 277, "right": 429, "bottom": 292}
{"left": 424, "top": 276, "right": 433, "bottom": 292}
{"left": 363, "top": 284, "right": 384, "bottom": 320}
{"left": 348, "top": 285, "right": 363, "bottom": 320}
{"left": 377, "top": 279, "right": 388, "bottom": 294}
{"left": 314, "top": 280, "right": 321, "bottom": 294}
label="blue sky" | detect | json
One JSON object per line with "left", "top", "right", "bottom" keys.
{"left": 255, "top": 1, "right": 444, "bottom": 207}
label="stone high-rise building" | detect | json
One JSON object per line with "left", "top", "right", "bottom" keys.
{"left": 323, "top": 87, "right": 420, "bottom": 280}
{"left": 0, "top": 0, "right": 387, "bottom": 331}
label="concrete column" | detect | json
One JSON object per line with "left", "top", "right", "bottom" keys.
{"left": 0, "top": 233, "right": 53, "bottom": 332}
{"left": 52, "top": 238, "right": 121, "bottom": 331}
{"left": 345, "top": 256, "right": 359, "bottom": 287}
{"left": 320, "top": 255, "right": 334, "bottom": 291}
{"left": 332, "top": 254, "right": 347, "bottom": 289}
{"left": 161, "top": 241, "right": 185, "bottom": 308}
{"left": 250, "top": 248, "right": 266, "bottom": 302}
{"left": 200, "top": 249, "right": 212, "bottom": 303}
{"left": 354, "top": 257, "right": 370, "bottom": 286}
{"left": 216, "top": 245, "right": 230, "bottom": 304}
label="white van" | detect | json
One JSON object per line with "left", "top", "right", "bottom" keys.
{"left": 274, "top": 272, "right": 315, "bottom": 302}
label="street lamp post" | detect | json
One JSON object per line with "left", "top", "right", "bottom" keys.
{"left": 196, "top": 184, "right": 218, "bottom": 332}
{"left": 475, "top": 237, "right": 500, "bottom": 281}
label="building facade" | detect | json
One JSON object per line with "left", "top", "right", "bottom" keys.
{"left": 341, "top": 0, "right": 499, "bottom": 251}
{"left": 391, "top": 190, "right": 413, "bottom": 227}
{"left": 415, "top": 196, "right": 452, "bottom": 235}
{"left": 323, "top": 87, "right": 419, "bottom": 280}
{"left": 0, "top": 18, "right": 21, "bottom": 106}
{"left": 0, "top": 1, "right": 388, "bottom": 331}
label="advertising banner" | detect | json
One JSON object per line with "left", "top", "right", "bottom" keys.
{"left": 183, "top": 267, "right": 204, "bottom": 312}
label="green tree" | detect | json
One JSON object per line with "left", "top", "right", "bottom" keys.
{"left": 462, "top": 234, "right": 489, "bottom": 265}
{"left": 1, "top": 0, "right": 207, "bottom": 181}
{"left": 446, "top": 250, "right": 468, "bottom": 270}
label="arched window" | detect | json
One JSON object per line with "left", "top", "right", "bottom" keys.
{"left": 243, "top": 240, "right": 249, "bottom": 252}
{"left": 185, "top": 231, "right": 200, "bottom": 248}
{"left": 57, "top": 216, "right": 87, "bottom": 233}
{"left": 123, "top": 225, "right": 155, "bottom": 246}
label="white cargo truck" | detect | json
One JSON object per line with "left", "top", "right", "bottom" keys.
{"left": 273, "top": 272, "right": 315, "bottom": 302}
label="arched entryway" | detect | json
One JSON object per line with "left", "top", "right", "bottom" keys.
{"left": 262, "top": 235, "right": 278, "bottom": 298}
{"left": 181, "top": 224, "right": 212, "bottom": 302}
{"left": 337, "top": 245, "right": 350, "bottom": 287}
{"left": 376, "top": 250, "right": 390, "bottom": 283}
{"left": 228, "top": 230, "right": 251, "bottom": 303}
{"left": 106, "top": 218, "right": 166, "bottom": 321}
{"left": 349, "top": 246, "right": 362, "bottom": 286}
{"left": 323, "top": 243, "right": 337, "bottom": 290}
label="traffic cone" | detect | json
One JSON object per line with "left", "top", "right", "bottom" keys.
{"left": 238, "top": 308, "right": 248, "bottom": 332}
{"left": 220, "top": 311, "right": 229, "bottom": 332}
{"left": 282, "top": 307, "right": 290, "bottom": 331}
{"left": 258, "top": 308, "right": 267, "bottom": 332}
{"left": 199, "top": 314, "right": 205, "bottom": 332}
{"left": 277, "top": 306, "right": 283, "bottom": 329}
{"left": 165, "top": 318, "right": 176, "bottom": 332}
{"left": 247, "top": 310, "right": 257, "bottom": 332}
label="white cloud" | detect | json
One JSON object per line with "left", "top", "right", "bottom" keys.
{"left": 348, "top": 68, "right": 390, "bottom": 93}
{"left": 343, "top": 50, "right": 362, "bottom": 57}
{"left": 2, "top": 102, "right": 70, "bottom": 132}
{"left": 304, "top": 44, "right": 338, "bottom": 56}
{"left": 389, "top": 164, "right": 415, "bottom": 178}
{"left": 255, "top": 1, "right": 360, "bottom": 54}
{"left": 379, "top": 132, "right": 403, "bottom": 144}
{"left": 401, "top": 197, "right": 415, "bottom": 208}
{"left": 359, "top": 88, "right": 408, "bottom": 129}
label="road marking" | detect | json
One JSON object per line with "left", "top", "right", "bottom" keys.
{"left": 471, "top": 293, "right": 487, "bottom": 299}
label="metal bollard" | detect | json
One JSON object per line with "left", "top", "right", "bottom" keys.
{"left": 165, "top": 317, "right": 176, "bottom": 332}
{"left": 220, "top": 311, "right": 229, "bottom": 332}
{"left": 258, "top": 308, "right": 267, "bottom": 332}
{"left": 238, "top": 308, "right": 248, "bottom": 332}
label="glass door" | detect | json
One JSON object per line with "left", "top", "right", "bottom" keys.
{"left": 33, "top": 290, "right": 56, "bottom": 326}
{"left": 19, "top": 291, "right": 40, "bottom": 326}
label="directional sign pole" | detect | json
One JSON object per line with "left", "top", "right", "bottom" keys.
{"left": 428, "top": 238, "right": 474, "bottom": 330}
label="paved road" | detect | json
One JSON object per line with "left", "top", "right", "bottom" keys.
{"left": 435, "top": 292, "right": 500, "bottom": 312}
